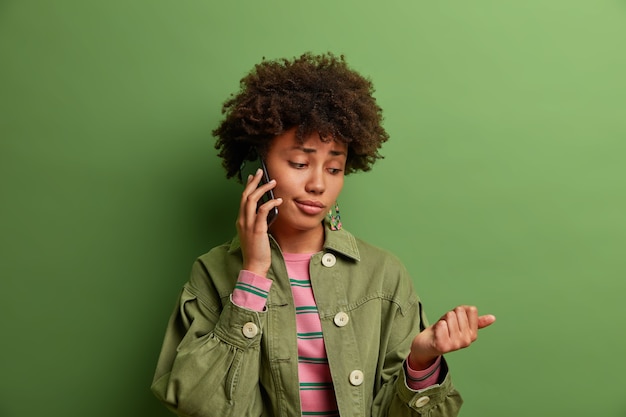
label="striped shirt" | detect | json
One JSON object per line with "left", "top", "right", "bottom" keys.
{"left": 284, "top": 252, "right": 338, "bottom": 417}
{"left": 232, "top": 253, "right": 441, "bottom": 416}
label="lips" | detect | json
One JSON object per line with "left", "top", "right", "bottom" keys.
{"left": 294, "top": 200, "right": 326, "bottom": 215}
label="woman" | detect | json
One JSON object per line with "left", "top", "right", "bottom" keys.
{"left": 151, "top": 53, "right": 495, "bottom": 417}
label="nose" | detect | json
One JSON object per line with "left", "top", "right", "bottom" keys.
{"left": 305, "top": 167, "right": 325, "bottom": 195}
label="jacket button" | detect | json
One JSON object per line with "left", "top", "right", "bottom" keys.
{"left": 333, "top": 312, "right": 349, "bottom": 327}
{"left": 242, "top": 322, "right": 258, "bottom": 338}
{"left": 321, "top": 253, "right": 336, "bottom": 267}
{"left": 414, "top": 396, "right": 430, "bottom": 408}
{"left": 349, "top": 370, "right": 364, "bottom": 386}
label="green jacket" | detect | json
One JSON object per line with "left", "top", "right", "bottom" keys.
{"left": 151, "top": 225, "right": 462, "bottom": 416}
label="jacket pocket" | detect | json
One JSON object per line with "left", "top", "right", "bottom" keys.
{"left": 225, "top": 347, "right": 243, "bottom": 401}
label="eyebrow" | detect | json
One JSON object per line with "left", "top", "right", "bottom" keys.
{"left": 291, "top": 145, "right": 347, "bottom": 157}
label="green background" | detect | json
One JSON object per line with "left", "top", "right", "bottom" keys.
{"left": 1, "top": 1, "right": 625, "bottom": 416}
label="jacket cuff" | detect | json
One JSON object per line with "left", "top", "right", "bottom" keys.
{"left": 212, "top": 296, "right": 266, "bottom": 350}
{"left": 396, "top": 357, "right": 463, "bottom": 413}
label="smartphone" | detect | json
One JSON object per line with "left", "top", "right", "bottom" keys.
{"left": 239, "top": 156, "right": 279, "bottom": 226}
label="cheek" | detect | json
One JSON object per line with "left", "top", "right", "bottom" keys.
{"left": 272, "top": 178, "right": 295, "bottom": 199}
{"left": 329, "top": 180, "right": 345, "bottom": 200}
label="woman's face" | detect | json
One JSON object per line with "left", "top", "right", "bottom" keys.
{"left": 264, "top": 128, "right": 347, "bottom": 235}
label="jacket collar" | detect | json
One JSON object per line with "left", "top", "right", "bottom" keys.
{"left": 321, "top": 222, "right": 360, "bottom": 261}
{"left": 227, "top": 221, "right": 361, "bottom": 262}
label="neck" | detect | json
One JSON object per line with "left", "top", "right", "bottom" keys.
{"left": 270, "top": 223, "right": 325, "bottom": 254}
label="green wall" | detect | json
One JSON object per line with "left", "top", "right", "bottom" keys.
{"left": 1, "top": 1, "right": 625, "bottom": 416}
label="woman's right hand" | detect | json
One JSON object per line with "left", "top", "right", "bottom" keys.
{"left": 236, "top": 169, "right": 283, "bottom": 277}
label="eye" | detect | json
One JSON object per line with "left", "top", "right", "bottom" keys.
{"left": 328, "top": 168, "right": 344, "bottom": 175}
{"left": 289, "top": 161, "right": 307, "bottom": 169}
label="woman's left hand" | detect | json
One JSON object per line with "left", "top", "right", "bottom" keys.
{"left": 408, "top": 305, "right": 496, "bottom": 370}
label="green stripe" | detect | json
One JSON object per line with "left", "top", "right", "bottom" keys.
{"left": 300, "top": 382, "right": 334, "bottom": 390}
{"left": 290, "top": 278, "right": 311, "bottom": 287}
{"left": 298, "top": 356, "right": 329, "bottom": 364}
{"left": 296, "top": 306, "right": 318, "bottom": 314}
{"left": 302, "top": 411, "right": 339, "bottom": 416}
{"left": 234, "top": 283, "right": 268, "bottom": 298}
{"left": 297, "top": 332, "right": 323, "bottom": 339}
{"left": 235, "top": 282, "right": 268, "bottom": 295}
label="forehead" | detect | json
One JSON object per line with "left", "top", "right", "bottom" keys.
{"left": 269, "top": 129, "right": 348, "bottom": 155}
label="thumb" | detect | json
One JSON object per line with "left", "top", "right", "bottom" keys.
{"left": 477, "top": 314, "right": 496, "bottom": 329}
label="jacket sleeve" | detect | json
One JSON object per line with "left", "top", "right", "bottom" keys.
{"left": 151, "top": 260, "right": 266, "bottom": 417}
{"left": 372, "top": 282, "right": 463, "bottom": 416}
{"left": 385, "top": 357, "right": 463, "bottom": 416}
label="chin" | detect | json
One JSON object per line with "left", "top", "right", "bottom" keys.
{"left": 277, "top": 216, "right": 324, "bottom": 232}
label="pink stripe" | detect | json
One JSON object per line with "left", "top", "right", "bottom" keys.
{"left": 296, "top": 313, "right": 322, "bottom": 332}
{"left": 300, "top": 391, "right": 338, "bottom": 414}
{"left": 298, "top": 339, "right": 326, "bottom": 357}
{"left": 298, "top": 361, "right": 332, "bottom": 382}
{"left": 300, "top": 388, "right": 338, "bottom": 413}
{"left": 291, "top": 285, "right": 317, "bottom": 303}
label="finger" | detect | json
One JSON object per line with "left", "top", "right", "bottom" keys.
{"left": 239, "top": 169, "right": 263, "bottom": 216}
{"left": 246, "top": 180, "right": 277, "bottom": 218}
{"left": 256, "top": 198, "right": 283, "bottom": 227}
{"left": 246, "top": 179, "right": 279, "bottom": 230}
{"left": 249, "top": 167, "right": 264, "bottom": 182}
{"left": 440, "top": 309, "right": 459, "bottom": 338}
{"left": 242, "top": 169, "right": 264, "bottom": 198}
{"left": 248, "top": 178, "right": 277, "bottom": 202}
{"left": 241, "top": 190, "right": 260, "bottom": 229}
{"left": 465, "top": 305, "right": 479, "bottom": 339}
{"left": 241, "top": 176, "right": 275, "bottom": 219}
{"left": 432, "top": 319, "right": 450, "bottom": 346}
{"left": 477, "top": 314, "right": 497, "bottom": 329}
{"left": 454, "top": 306, "right": 471, "bottom": 333}
{"left": 453, "top": 306, "right": 475, "bottom": 346}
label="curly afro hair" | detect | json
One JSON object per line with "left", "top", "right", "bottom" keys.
{"left": 213, "top": 52, "right": 389, "bottom": 181}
